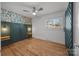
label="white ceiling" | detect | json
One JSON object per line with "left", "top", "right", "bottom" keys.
{"left": 1, "top": 2, "right": 68, "bottom": 18}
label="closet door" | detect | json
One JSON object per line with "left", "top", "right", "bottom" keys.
{"left": 10, "top": 23, "right": 27, "bottom": 42}
{"left": 10, "top": 23, "right": 21, "bottom": 42}
{"left": 65, "top": 2, "right": 73, "bottom": 55}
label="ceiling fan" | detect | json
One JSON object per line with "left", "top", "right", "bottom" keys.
{"left": 23, "top": 7, "right": 43, "bottom": 16}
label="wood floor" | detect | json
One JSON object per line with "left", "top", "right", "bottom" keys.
{"left": 1, "top": 38, "right": 68, "bottom": 56}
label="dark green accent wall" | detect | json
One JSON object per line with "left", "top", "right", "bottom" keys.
{"left": 1, "top": 22, "right": 28, "bottom": 46}
{"left": 65, "top": 2, "right": 73, "bottom": 55}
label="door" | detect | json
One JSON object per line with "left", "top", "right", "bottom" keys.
{"left": 10, "top": 23, "right": 27, "bottom": 42}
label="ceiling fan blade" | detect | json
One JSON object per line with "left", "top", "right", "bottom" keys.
{"left": 33, "top": 7, "right": 36, "bottom": 9}
{"left": 38, "top": 8, "right": 43, "bottom": 11}
{"left": 33, "top": 7, "right": 36, "bottom": 12}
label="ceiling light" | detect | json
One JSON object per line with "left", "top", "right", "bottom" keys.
{"left": 32, "top": 12, "right": 36, "bottom": 15}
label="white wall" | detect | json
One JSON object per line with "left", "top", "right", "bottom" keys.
{"left": 0, "top": 2, "right": 1, "bottom": 13}
{"left": 0, "top": 2, "right": 1, "bottom": 46}
{"left": 32, "top": 11, "right": 65, "bottom": 44}
{"left": 73, "top": 2, "right": 79, "bottom": 56}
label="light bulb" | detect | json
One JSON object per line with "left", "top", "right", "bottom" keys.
{"left": 2, "top": 27, "right": 8, "bottom": 32}
{"left": 32, "top": 12, "right": 36, "bottom": 15}
{"left": 28, "top": 27, "right": 31, "bottom": 31}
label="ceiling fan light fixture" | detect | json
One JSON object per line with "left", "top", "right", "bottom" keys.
{"left": 32, "top": 12, "right": 36, "bottom": 15}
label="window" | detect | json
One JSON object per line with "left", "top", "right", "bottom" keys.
{"left": 47, "top": 18, "right": 63, "bottom": 30}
